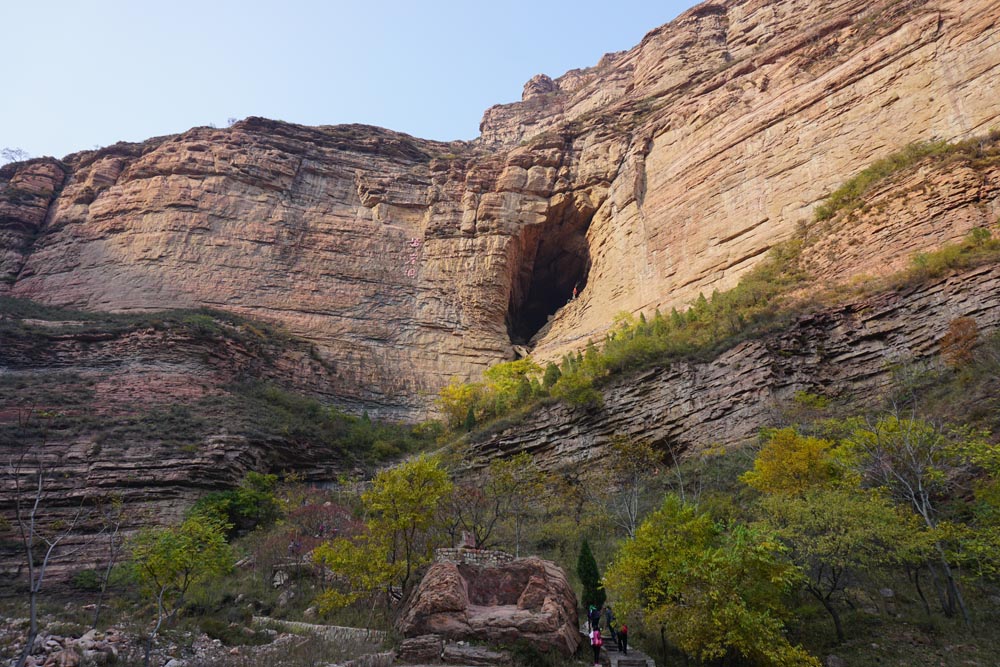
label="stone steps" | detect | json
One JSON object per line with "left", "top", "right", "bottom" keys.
{"left": 583, "top": 625, "right": 655, "bottom": 667}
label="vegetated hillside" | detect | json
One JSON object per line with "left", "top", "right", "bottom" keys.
{"left": 1, "top": 0, "right": 998, "bottom": 419}
{"left": 462, "top": 133, "right": 1000, "bottom": 472}
{"left": 0, "top": 301, "right": 439, "bottom": 583}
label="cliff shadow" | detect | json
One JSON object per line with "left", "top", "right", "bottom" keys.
{"left": 506, "top": 195, "right": 595, "bottom": 347}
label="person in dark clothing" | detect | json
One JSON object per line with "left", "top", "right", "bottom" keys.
{"left": 618, "top": 624, "right": 628, "bottom": 655}
{"left": 603, "top": 605, "right": 617, "bottom": 642}
{"left": 588, "top": 605, "right": 600, "bottom": 631}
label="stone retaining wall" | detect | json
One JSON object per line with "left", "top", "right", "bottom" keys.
{"left": 252, "top": 616, "right": 387, "bottom": 645}
{"left": 434, "top": 548, "right": 515, "bottom": 567}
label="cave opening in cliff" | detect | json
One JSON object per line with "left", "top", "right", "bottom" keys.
{"left": 507, "top": 198, "right": 594, "bottom": 347}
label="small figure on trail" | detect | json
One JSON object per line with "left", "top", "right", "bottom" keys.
{"left": 604, "top": 605, "right": 617, "bottom": 642}
{"left": 588, "top": 605, "right": 600, "bottom": 631}
{"left": 572, "top": 283, "right": 579, "bottom": 301}
{"left": 589, "top": 627, "right": 603, "bottom": 666}
{"left": 618, "top": 624, "right": 628, "bottom": 655}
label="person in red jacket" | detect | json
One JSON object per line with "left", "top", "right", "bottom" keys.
{"left": 618, "top": 624, "right": 628, "bottom": 655}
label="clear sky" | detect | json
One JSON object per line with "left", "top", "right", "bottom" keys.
{"left": 1, "top": 1, "right": 699, "bottom": 162}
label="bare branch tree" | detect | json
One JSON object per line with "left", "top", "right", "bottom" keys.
{"left": 1, "top": 147, "right": 31, "bottom": 164}
{"left": 92, "top": 494, "right": 131, "bottom": 629}
{"left": 602, "top": 435, "right": 664, "bottom": 539}
{"left": 7, "top": 409, "right": 99, "bottom": 667}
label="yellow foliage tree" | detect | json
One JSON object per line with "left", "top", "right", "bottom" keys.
{"left": 313, "top": 455, "right": 452, "bottom": 611}
{"left": 741, "top": 428, "right": 844, "bottom": 495}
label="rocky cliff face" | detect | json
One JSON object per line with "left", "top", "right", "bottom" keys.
{"left": 466, "top": 262, "right": 1000, "bottom": 472}
{"left": 2, "top": 0, "right": 998, "bottom": 419}
{"left": 2, "top": 0, "right": 1000, "bottom": 583}
{"left": 0, "top": 310, "right": 350, "bottom": 582}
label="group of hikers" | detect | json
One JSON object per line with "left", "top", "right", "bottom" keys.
{"left": 586, "top": 604, "right": 627, "bottom": 666}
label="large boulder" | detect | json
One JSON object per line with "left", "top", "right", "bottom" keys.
{"left": 396, "top": 556, "right": 579, "bottom": 656}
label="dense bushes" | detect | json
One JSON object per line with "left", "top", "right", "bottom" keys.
{"left": 237, "top": 383, "right": 441, "bottom": 461}
{"left": 190, "top": 472, "right": 281, "bottom": 537}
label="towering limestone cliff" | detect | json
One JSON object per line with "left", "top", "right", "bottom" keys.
{"left": 3, "top": 0, "right": 998, "bottom": 420}
{"left": 3, "top": 0, "right": 1000, "bottom": 581}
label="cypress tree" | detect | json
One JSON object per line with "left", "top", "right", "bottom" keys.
{"left": 577, "top": 539, "right": 606, "bottom": 610}
{"left": 542, "top": 362, "right": 562, "bottom": 389}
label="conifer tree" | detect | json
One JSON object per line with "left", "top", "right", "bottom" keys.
{"left": 577, "top": 539, "right": 606, "bottom": 609}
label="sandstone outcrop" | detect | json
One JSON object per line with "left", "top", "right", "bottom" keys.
{"left": 396, "top": 556, "right": 579, "bottom": 656}
{"left": 0, "top": 310, "right": 346, "bottom": 582}
{"left": 3, "top": 0, "right": 1000, "bottom": 583}
{"left": 467, "top": 262, "right": 1000, "bottom": 471}
{"left": 1, "top": 0, "right": 998, "bottom": 419}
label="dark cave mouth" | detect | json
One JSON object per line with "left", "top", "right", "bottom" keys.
{"left": 506, "top": 211, "right": 593, "bottom": 347}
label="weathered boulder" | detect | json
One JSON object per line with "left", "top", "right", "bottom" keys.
{"left": 396, "top": 557, "right": 579, "bottom": 656}
{"left": 398, "top": 634, "right": 444, "bottom": 664}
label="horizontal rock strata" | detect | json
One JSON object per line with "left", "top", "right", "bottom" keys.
{"left": 467, "top": 263, "right": 1000, "bottom": 471}
{"left": 1, "top": 0, "right": 997, "bottom": 419}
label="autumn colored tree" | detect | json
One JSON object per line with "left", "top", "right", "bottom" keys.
{"left": 940, "top": 316, "right": 979, "bottom": 368}
{"left": 436, "top": 358, "right": 542, "bottom": 430}
{"left": 482, "top": 357, "right": 542, "bottom": 414}
{"left": 130, "top": 515, "right": 233, "bottom": 667}
{"left": 605, "top": 495, "right": 818, "bottom": 667}
{"left": 313, "top": 455, "right": 452, "bottom": 610}
{"left": 436, "top": 379, "right": 484, "bottom": 430}
{"left": 740, "top": 427, "right": 843, "bottom": 494}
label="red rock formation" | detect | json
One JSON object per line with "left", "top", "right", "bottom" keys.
{"left": 1, "top": 0, "right": 997, "bottom": 419}
{"left": 396, "top": 556, "right": 580, "bottom": 656}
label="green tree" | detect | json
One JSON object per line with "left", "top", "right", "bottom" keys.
{"left": 844, "top": 415, "right": 983, "bottom": 623}
{"left": 130, "top": 515, "right": 233, "bottom": 667}
{"left": 550, "top": 370, "right": 603, "bottom": 408}
{"left": 542, "top": 362, "right": 561, "bottom": 389}
{"left": 190, "top": 471, "right": 280, "bottom": 536}
{"left": 577, "top": 539, "right": 605, "bottom": 610}
{"left": 757, "top": 488, "right": 926, "bottom": 642}
{"left": 605, "top": 495, "right": 819, "bottom": 667}
{"left": 314, "top": 455, "right": 453, "bottom": 610}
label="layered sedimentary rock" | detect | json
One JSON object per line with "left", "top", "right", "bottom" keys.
{"left": 467, "top": 262, "right": 1000, "bottom": 471}
{"left": 1, "top": 0, "right": 998, "bottom": 418}
{"left": 0, "top": 312, "right": 347, "bottom": 582}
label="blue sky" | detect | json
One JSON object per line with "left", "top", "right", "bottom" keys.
{"left": 1, "top": 1, "right": 698, "bottom": 161}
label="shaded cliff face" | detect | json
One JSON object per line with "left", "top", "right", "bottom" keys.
{"left": 0, "top": 308, "right": 342, "bottom": 581}
{"left": 2, "top": 0, "right": 1000, "bottom": 421}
